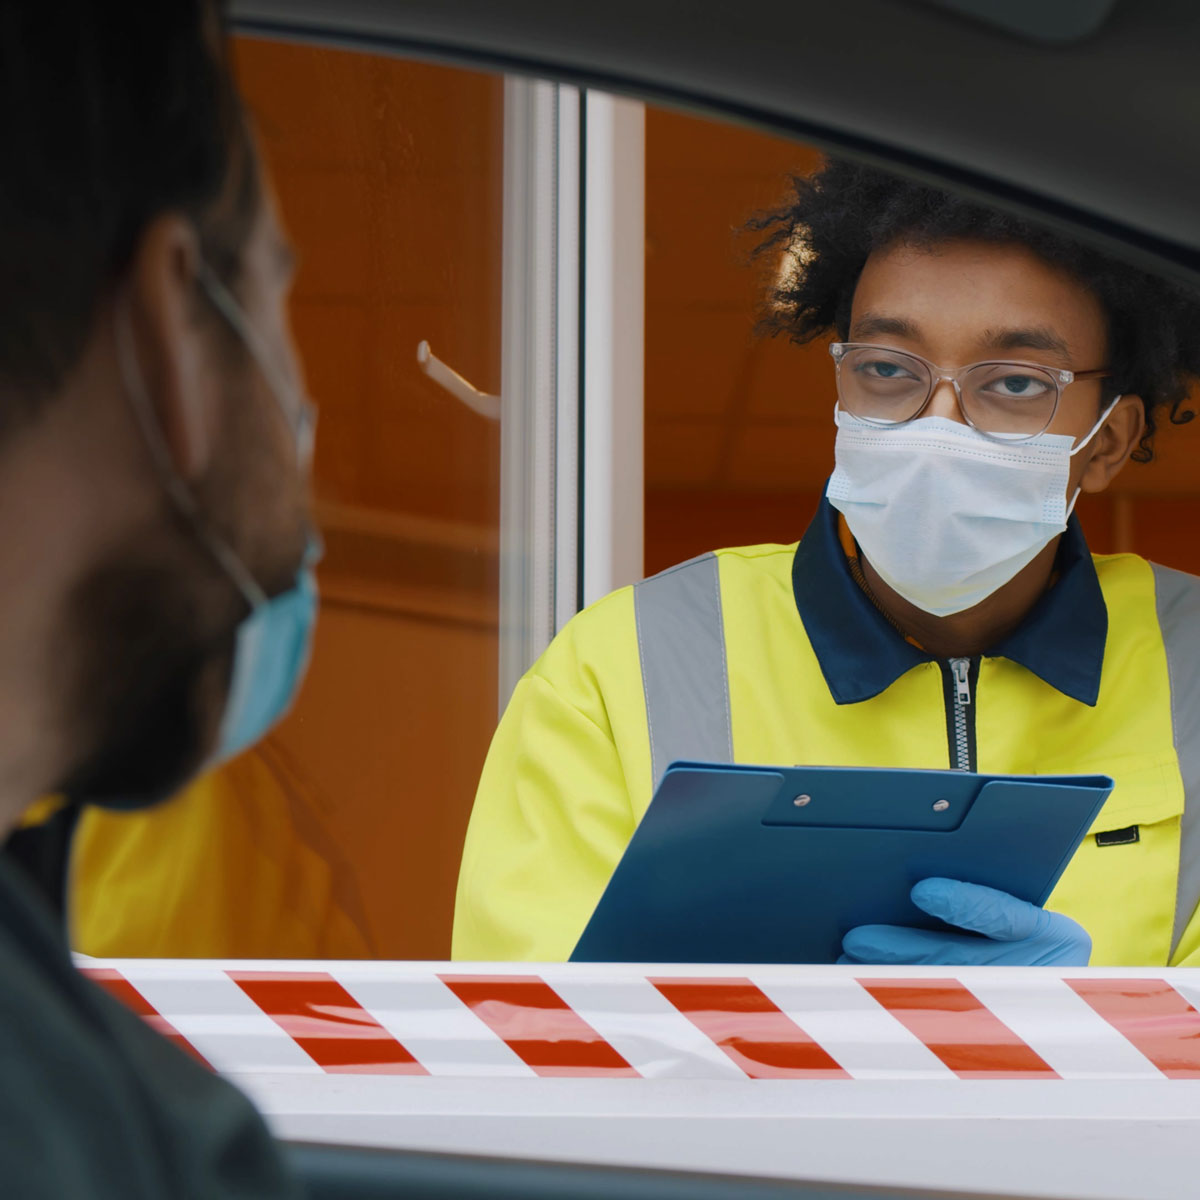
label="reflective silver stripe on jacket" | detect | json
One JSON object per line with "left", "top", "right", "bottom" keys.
{"left": 634, "top": 553, "right": 733, "bottom": 788}
{"left": 1152, "top": 562, "right": 1200, "bottom": 956}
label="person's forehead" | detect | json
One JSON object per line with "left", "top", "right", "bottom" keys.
{"left": 850, "top": 239, "right": 1107, "bottom": 352}
{"left": 861, "top": 239, "right": 1079, "bottom": 291}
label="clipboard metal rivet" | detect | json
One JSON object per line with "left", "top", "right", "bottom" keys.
{"left": 793, "top": 794, "right": 811, "bottom": 807}
{"left": 933, "top": 799, "right": 950, "bottom": 812}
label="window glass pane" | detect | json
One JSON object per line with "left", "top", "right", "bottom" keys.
{"left": 251, "top": 42, "right": 503, "bottom": 961}
{"left": 68, "top": 38, "right": 1200, "bottom": 969}
{"left": 69, "top": 41, "right": 506, "bottom": 961}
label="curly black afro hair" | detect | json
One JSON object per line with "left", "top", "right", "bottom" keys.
{"left": 753, "top": 158, "right": 1200, "bottom": 461}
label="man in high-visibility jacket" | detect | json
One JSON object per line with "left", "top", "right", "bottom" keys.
{"left": 454, "top": 159, "right": 1200, "bottom": 966}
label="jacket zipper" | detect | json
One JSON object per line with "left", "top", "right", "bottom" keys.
{"left": 941, "top": 656, "right": 978, "bottom": 772}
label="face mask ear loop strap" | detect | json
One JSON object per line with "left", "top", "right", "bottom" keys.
{"left": 114, "top": 303, "right": 267, "bottom": 611}
{"left": 196, "top": 262, "right": 315, "bottom": 468}
{"left": 1064, "top": 395, "right": 1124, "bottom": 520}
{"left": 1069, "top": 394, "right": 1124, "bottom": 458}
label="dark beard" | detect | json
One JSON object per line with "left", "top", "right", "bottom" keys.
{"left": 53, "top": 354, "right": 307, "bottom": 809}
{"left": 54, "top": 539, "right": 238, "bottom": 810}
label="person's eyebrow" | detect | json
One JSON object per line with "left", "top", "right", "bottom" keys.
{"left": 980, "top": 325, "right": 1072, "bottom": 361}
{"left": 849, "top": 312, "right": 921, "bottom": 341}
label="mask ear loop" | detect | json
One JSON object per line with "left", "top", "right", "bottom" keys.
{"left": 196, "top": 262, "right": 316, "bottom": 469}
{"left": 1069, "top": 394, "right": 1124, "bottom": 458}
{"left": 1065, "top": 394, "right": 1124, "bottom": 518}
{"left": 114, "top": 302, "right": 267, "bottom": 611}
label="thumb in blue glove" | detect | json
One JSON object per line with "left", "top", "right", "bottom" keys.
{"left": 839, "top": 878, "right": 1091, "bottom": 966}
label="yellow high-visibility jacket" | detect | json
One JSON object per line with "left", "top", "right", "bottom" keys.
{"left": 71, "top": 740, "right": 373, "bottom": 959}
{"left": 454, "top": 498, "right": 1200, "bottom": 965}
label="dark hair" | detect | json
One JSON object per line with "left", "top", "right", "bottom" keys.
{"left": 0, "top": 2, "right": 258, "bottom": 436}
{"left": 753, "top": 158, "right": 1200, "bottom": 461}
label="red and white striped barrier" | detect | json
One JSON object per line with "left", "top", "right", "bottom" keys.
{"left": 77, "top": 960, "right": 1200, "bottom": 1200}
{"left": 79, "top": 960, "right": 1200, "bottom": 1082}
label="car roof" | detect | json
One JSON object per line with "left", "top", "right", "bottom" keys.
{"left": 235, "top": 0, "right": 1200, "bottom": 288}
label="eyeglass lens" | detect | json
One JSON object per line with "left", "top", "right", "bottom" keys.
{"left": 836, "top": 346, "right": 1058, "bottom": 437}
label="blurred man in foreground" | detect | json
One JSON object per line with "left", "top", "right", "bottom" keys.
{"left": 0, "top": 3, "right": 313, "bottom": 1194}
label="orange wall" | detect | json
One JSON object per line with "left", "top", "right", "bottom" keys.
{"left": 234, "top": 40, "right": 504, "bottom": 958}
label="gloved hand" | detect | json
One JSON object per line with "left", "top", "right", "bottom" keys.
{"left": 840, "top": 877, "right": 1091, "bottom": 966}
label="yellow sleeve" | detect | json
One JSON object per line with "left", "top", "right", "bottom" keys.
{"left": 71, "top": 741, "right": 374, "bottom": 959}
{"left": 452, "top": 600, "right": 645, "bottom": 962}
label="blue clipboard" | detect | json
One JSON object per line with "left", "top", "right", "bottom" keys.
{"left": 570, "top": 761, "right": 1114, "bottom": 964}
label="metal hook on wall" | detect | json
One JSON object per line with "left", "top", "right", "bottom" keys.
{"left": 416, "top": 341, "right": 500, "bottom": 421}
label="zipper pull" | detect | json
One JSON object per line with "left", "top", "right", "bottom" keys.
{"left": 950, "top": 657, "right": 972, "bottom": 707}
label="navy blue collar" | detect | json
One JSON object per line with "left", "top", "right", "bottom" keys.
{"left": 791, "top": 494, "right": 1107, "bottom": 707}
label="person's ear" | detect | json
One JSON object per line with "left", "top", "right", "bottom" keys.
{"left": 1079, "top": 395, "right": 1145, "bottom": 494}
{"left": 123, "top": 215, "right": 216, "bottom": 483}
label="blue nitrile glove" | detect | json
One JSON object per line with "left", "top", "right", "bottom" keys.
{"left": 839, "top": 877, "right": 1091, "bottom": 966}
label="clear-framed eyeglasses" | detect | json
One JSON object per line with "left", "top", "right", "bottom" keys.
{"left": 829, "top": 342, "right": 1112, "bottom": 442}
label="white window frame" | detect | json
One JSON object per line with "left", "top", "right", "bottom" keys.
{"left": 581, "top": 91, "right": 645, "bottom": 610}
{"left": 498, "top": 83, "right": 645, "bottom": 710}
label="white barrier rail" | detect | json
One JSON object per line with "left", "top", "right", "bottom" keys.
{"left": 78, "top": 959, "right": 1200, "bottom": 1200}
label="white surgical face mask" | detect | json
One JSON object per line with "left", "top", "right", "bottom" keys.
{"left": 826, "top": 399, "right": 1120, "bottom": 618}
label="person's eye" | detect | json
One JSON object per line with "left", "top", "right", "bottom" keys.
{"left": 987, "top": 372, "right": 1052, "bottom": 398}
{"left": 857, "top": 358, "right": 917, "bottom": 380}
